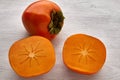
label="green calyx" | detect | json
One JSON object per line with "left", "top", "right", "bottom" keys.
{"left": 48, "top": 10, "right": 65, "bottom": 34}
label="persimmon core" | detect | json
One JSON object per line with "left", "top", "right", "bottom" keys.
{"left": 29, "top": 52, "right": 35, "bottom": 58}
{"left": 80, "top": 49, "right": 88, "bottom": 55}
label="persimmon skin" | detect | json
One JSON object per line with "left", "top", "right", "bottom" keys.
{"left": 22, "top": 0, "right": 64, "bottom": 40}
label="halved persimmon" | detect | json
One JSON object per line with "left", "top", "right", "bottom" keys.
{"left": 9, "top": 36, "right": 55, "bottom": 78}
{"left": 62, "top": 34, "right": 106, "bottom": 74}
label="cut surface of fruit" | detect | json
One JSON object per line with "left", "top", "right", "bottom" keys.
{"left": 62, "top": 34, "right": 106, "bottom": 74}
{"left": 9, "top": 36, "right": 55, "bottom": 78}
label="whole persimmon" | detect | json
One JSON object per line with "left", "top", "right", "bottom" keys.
{"left": 22, "top": 0, "right": 65, "bottom": 40}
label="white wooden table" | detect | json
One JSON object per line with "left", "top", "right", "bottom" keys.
{"left": 0, "top": 0, "right": 120, "bottom": 80}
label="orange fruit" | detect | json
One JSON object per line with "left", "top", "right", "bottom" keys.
{"left": 62, "top": 34, "right": 106, "bottom": 74}
{"left": 9, "top": 36, "right": 55, "bottom": 77}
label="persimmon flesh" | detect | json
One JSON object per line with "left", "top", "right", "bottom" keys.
{"left": 63, "top": 34, "right": 106, "bottom": 74}
{"left": 9, "top": 36, "right": 55, "bottom": 77}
